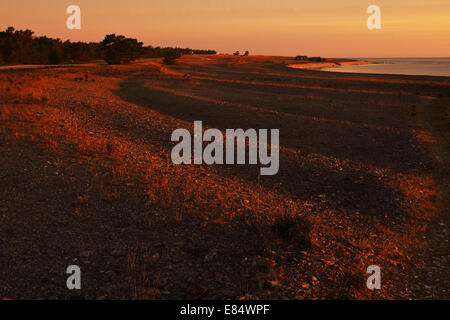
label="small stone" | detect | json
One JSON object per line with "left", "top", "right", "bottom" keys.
{"left": 269, "top": 280, "right": 281, "bottom": 287}
{"left": 157, "top": 278, "right": 168, "bottom": 287}
{"left": 111, "top": 249, "right": 126, "bottom": 257}
{"left": 151, "top": 253, "right": 160, "bottom": 261}
{"left": 154, "top": 242, "right": 164, "bottom": 248}
{"left": 221, "top": 289, "right": 236, "bottom": 298}
{"left": 105, "top": 270, "right": 115, "bottom": 277}
{"left": 80, "top": 250, "right": 94, "bottom": 258}
{"left": 145, "top": 288, "right": 161, "bottom": 298}
{"left": 204, "top": 248, "right": 219, "bottom": 262}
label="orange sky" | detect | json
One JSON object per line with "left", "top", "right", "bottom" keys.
{"left": 1, "top": 0, "right": 449, "bottom": 57}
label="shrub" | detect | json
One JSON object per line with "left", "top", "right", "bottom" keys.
{"left": 271, "top": 215, "right": 311, "bottom": 250}
{"left": 162, "top": 50, "right": 182, "bottom": 65}
{"left": 100, "top": 34, "right": 143, "bottom": 65}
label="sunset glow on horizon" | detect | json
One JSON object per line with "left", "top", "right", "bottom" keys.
{"left": 1, "top": 0, "right": 449, "bottom": 57}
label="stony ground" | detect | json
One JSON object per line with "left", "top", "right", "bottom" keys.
{"left": 0, "top": 55, "right": 448, "bottom": 299}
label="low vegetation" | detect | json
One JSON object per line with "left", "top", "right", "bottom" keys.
{"left": 271, "top": 215, "right": 311, "bottom": 251}
{"left": 162, "top": 51, "right": 183, "bottom": 65}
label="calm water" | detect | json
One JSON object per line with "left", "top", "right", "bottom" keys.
{"left": 322, "top": 58, "right": 450, "bottom": 77}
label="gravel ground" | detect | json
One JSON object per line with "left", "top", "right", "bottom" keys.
{"left": 0, "top": 55, "right": 448, "bottom": 299}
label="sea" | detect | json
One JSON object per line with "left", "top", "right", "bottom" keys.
{"left": 321, "top": 57, "right": 450, "bottom": 77}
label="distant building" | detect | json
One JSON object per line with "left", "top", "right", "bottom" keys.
{"left": 308, "top": 57, "right": 325, "bottom": 62}
{"left": 295, "top": 55, "right": 307, "bottom": 60}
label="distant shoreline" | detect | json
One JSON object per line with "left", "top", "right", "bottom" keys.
{"left": 307, "top": 57, "right": 450, "bottom": 77}
{"left": 287, "top": 59, "right": 371, "bottom": 70}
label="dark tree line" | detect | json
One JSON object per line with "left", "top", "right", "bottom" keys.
{"left": 0, "top": 27, "right": 216, "bottom": 65}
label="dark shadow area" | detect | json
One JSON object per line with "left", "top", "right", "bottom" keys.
{"left": 114, "top": 78, "right": 426, "bottom": 173}
{"left": 112, "top": 78, "right": 405, "bottom": 218}
{"left": 140, "top": 75, "right": 421, "bottom": 130}
{"left": 0, "top": 129, "right": 265, "bottom": 299}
